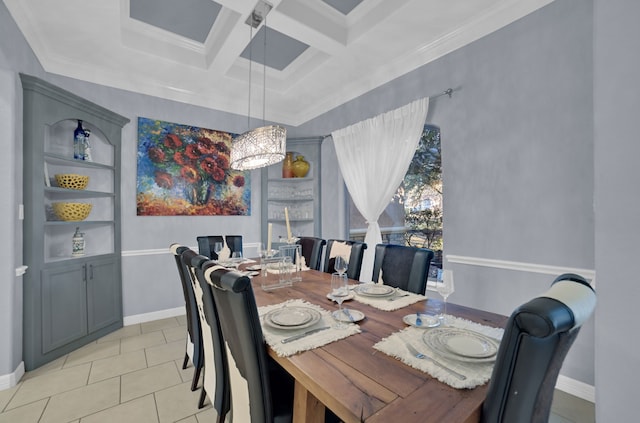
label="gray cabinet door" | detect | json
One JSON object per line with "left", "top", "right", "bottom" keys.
{"left": 41, "top": 264, "right": 88, "bottom": 353}
{"left": 87, "top": 257, "right": 121, "bottom": 333}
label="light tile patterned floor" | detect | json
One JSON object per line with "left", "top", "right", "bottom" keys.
{"left": 0, "top": 315, "right": 594, "bottom": 422}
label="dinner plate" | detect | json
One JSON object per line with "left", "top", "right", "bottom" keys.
{"left": 422, "top": 328, "right": 499, "bottom": 362}
{"left": 403, "top": 313, "right": 440, "bottom": 328}
{"left": 354, "top": 284, "right": 396, "bottom": 297}
{"left": 264, "top": 307, "right": 322, "bottom": 331}
{"left": 326, "top": 292, "right": 355, "bottom": 302}
{"left": 332, "top": 308, "right": 365, "bottom": 323}
{"left": 246, "top": 264, "right": 262, "bottom": 271}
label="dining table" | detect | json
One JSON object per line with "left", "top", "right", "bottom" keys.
{"left": 245, "top": 265, "right": 508, "bottom": 423}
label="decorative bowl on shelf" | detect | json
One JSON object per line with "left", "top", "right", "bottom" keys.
{"left": 55, "top": 173, "right": 89, "bottom": 190}
{"left": 52, "top": 202, "right": 92, "bottom": 221}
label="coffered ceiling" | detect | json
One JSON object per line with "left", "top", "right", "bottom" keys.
{"left": 4, "top": 0, "right": 553, "bottom": 126}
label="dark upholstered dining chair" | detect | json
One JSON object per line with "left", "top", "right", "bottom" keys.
{"left": 170, "top": 243, "right": 203, "bottom": 392}
{"left": 481, "top": 273, "right": 596, "bottom": 423}
{"left": 224, "top": 235, "right": 243, "bottom": 256}
{"left": 192, "top": 255, "right": 230, "bottom": 421}
{"left": 197, "top": 235, "right": 243, "bottom": 260}
{"left": 371, "top": 244, "right": 435, "bottom": 295}
{"left": 323, "top": 239, "right": 367, "bottom": 281}
{"left": 296, "top": 236, "right": 326, "bottom": 270}
{"left": 197, "top": 236, "right": 224, "bottom": 260}
{"left": 205, "top": 267, "right": 295, "bottom": 423}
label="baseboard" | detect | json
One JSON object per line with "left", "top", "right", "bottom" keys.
{"left": 0, "top": 361, "right": 24, "bottom": 390}
{"left": 556, "top": 375, "right": 595, "bottom": 403}
{"left": 123, "top": 306, "right": 185, "bottom": 326}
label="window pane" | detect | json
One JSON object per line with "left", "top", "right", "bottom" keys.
{"left": 348, "top": 124, "right": 442, "bottom": 267}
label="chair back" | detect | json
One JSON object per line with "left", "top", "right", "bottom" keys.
{"left": 206, "top": 268, "right": 293, "bottom": 423}
{"left": 371, "top": 244, "right": 434, "bottom": 294}
{"left": 170, "top": 244, "right": 203, "bottom": 375}
{"left": 481, "top": 274, "right": 596, "bottom": 423}
{"left": 192, "top": 256, "right": 231, "bottom": 421}
{"left": 225, "top": 235, "right": 243, "bottom": 255}
{"left": 323, "top": 239, "right": 367, "bottom": 280}
{"left": 197, "top": 235, "right": 225, "bottom": 260}
{"left": 197, "top": 235, "right": 243, "bottom": 260}
{"left": 296, "top": 237, "right": 326, "bottom": 270}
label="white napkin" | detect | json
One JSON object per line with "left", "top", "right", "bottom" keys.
{"left": 329, "top": 241, "right": 352, "bottom": 259}
{"left": 373, "top": 316, "right": 504, "bottom": 389}
{"left": 353, "top": 285, "right": 427, "bottom": 311}
{"left": 259, "top": 299, "right": 361, "bottom": 357}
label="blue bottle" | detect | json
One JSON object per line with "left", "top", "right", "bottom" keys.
{"left": 74, "top": 120, "right": 85, "bottom": 160}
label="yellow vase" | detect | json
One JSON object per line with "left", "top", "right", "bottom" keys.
{"left": 282, "top": 152, "right": 294, "bottom": 178}
{"left": 291, "top": 155, "right": 310, "bottom": 178}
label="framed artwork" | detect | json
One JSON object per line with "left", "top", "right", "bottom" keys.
{"left": 136, "top": 117, "right": 251, "bottom": 216}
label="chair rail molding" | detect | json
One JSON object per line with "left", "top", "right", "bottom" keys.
{"left": 446, "top": 254, "right": 596, "bottom": 286}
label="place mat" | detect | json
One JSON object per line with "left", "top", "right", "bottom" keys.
{"left": 373, "top": 315, "right": 504, "bottom": 389}
{"left": 259, "top": 299, "right": 361, "bottom": 357}
{"left": 352, "top": 284, "right": 426, "bottom": 311}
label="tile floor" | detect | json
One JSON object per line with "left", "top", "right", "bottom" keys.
{"left": 0, "top": 316, "right": 595, "bottom": 422}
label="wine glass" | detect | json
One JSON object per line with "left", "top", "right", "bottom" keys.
{"left": 334, "top": 255, "right": 348, "bottom": 276}
{"left": 213, "top": 241, "right": 223, "bottom": 260}
{"left": 231, "top": 251, "right": 243, "bottom": 266}
{"left": 436, "top": 269, "right": 455, "bottom": 325}
{"left": 330, "top": 273, "right": 349, "bottom": 328}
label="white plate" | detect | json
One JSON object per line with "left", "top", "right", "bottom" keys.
{"left": 354, "top": 284, "right": 396, "bottom": 297}
{"left": 439, "top": 329, "right": 498, "bottom": 358}
{"left": 264, "top": 307, "right": 322, "bottom": 331}
{"left": 332, "top": 308, "right": 365, "bottom": 323}
{"left": 403, "top": 313, "right": 440, "bottom": 328}
{"left": 326, "top": 292, "right": 355, "bottom": 302}
{"left": 246, "top": 264, "right": 262, "bottom": 271}
{"left": 422, "top": 328, "right": 499, "bottom": 362}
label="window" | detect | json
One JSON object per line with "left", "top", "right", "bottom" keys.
{"left": 348, "top": 124, "right": 442, "bottom": 267}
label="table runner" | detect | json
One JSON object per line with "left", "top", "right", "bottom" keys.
{"left": 352, "top": 284, "right": 427, "bottom": 311}
{"left": 373, "top": 315, "right": 504, "bottom": 389}
{"left": 259, "top": 299, "right": 361, "bottom": 357}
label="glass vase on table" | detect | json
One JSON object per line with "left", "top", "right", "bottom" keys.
{"left": 436, "top": 269, "right": 455, "bottom": 325}
{"left": 330, "top": 273, "right": 349, "bottom": 329}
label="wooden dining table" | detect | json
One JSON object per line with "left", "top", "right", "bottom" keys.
{"left": 248, "top": 267, "right": 508, "bottom": 423}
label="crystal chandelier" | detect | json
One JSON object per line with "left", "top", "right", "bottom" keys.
{"left": 231, "top": 1, "right": 286, "bottom": 170}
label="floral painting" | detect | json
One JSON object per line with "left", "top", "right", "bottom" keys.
{"left": 136, "top": 117, "right": 251, "bottom": 216}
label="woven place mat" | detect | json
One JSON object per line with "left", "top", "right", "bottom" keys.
{"left": 259, "top": 299, "right": 361, "bottom": 357}
{"left": 352, "top": 285, "right": 426, "bottom": 311}
{"left": 373, "top": 315, "right": 504, "bottom": 389}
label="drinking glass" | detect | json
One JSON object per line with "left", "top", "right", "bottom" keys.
{"left": 334, "top": 255, "right": 348, "bottom": 276}
{"left": 213, "top": 242, "right": 223, "bottom": 260}
{"left": 256, "top": 243, "right": 265, "bottom": 259}
{"left": 231, "top": 251, "right": 243, "bottom": 265}
{"left": 330, "top": 273, "right": 349, "bottom": 328}
{"left": 436, "top": 269, "right": 455, "bottom": 325}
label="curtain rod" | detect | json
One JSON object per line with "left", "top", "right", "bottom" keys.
{"left": 432, "top": 88, "right": 454, "bottom": 99}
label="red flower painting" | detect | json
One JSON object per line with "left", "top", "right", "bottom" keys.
{"left": 136, "top": 117, "right": 251, "bottom": 216}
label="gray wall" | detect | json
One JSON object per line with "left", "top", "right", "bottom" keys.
{"left": 593, "top": 0, "right": 640, "bottom": 421}
{"left": 4, "top": 2, "right": 636, "bottom": 420}
{"left": 297, "top": 0, "right": 596, "bottom": 387}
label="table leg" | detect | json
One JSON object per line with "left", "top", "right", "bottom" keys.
{"left": 293, "top": 380, "right": 325, "bottom": 423}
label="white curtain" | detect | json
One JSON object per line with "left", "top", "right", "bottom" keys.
{"left": 331, "top": 98, "right": 429, "bottom": 281}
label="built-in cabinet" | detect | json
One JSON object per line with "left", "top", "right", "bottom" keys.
{"left": 21, "top": 74, "right": 129, "bottom": 370}
{"left": 261, "top": 137, "right": 322, "bottom": 243}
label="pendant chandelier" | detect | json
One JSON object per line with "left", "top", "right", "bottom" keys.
{"left": 231, "top": 1, "right": 286, "bottom": 171}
